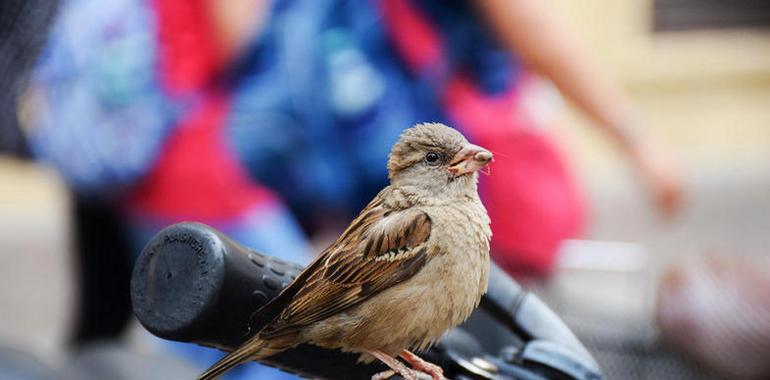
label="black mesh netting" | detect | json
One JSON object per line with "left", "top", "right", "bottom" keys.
{"left": 0, "top": 0, "right": 59, "bottom": 156}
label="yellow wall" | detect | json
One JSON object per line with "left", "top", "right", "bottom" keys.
{"left": 551, "top": 0, "right": 770, "bottom": 179}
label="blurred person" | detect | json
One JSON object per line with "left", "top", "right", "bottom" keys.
{"left": 23, "top": 0, "right": 682, "bottom": 378}
{"left": 218, "top": 0, "right": 683, "bottom": 278}
{"left": 25, "top": 0, "right": 309, "bottom": 379}
{"left": 0, "top": 0, "right": 60, "bottom": 379}
{"left": 2, "top": 0, "right": 140, "bottom": 354}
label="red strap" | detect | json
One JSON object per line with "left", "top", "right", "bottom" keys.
{"left": 378, "top": 0, "right": 525, "bottom": 138}
{"left": 127, "top": 92, "right": 276, "bottom": 220}
{"left": 127, "top": 1, "right": 276, "bottom": 220}
{"left": 378, "top": 0, "right": 444, "bottom": 73}
{"left": 153, "top": 0, "right": 225, "bottom": 95}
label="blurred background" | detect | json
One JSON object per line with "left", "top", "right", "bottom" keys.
{"left": 1, "top": 0, "right": 769, "bottom": 379}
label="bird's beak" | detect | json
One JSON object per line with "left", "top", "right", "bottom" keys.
{"left": 448, "top": 144, "right": 493, "bottom": 177}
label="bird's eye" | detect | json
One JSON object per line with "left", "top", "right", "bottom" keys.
{"left": 425, "top": 152, "right": 441, "bottom": 166}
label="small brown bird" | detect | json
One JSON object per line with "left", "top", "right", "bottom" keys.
{"left": 198, "top": 123, "right": 493, "bottom": 380}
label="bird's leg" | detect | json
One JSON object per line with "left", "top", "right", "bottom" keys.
{"left": 368, "top": 350, "right": 418, "bottom": 380}
{"left": 399, "top": 350, "right": 446, "bottom": 380}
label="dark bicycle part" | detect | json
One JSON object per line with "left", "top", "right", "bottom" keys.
{"left": 480, "top": 265, "right": 600, "bottom": 379}
{"left": 131, "top": 222, "right": 602, "bottom": 380}
{"left": 71, "top": 197, "right": 134, "bottom": 346}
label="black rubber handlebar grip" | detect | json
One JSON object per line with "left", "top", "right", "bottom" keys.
{"left": 130, "top": 222, "right": 386, "bottom": 379}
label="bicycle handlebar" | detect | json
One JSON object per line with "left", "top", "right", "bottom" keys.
{"left": 131, "top": 222, "right": 601, "bottom": 380}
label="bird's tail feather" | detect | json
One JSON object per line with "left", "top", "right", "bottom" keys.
{"left": 197, "top": 339, "right": 272, "bottom": 380}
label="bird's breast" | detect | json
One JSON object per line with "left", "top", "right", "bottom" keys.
{"left": 306, "top": 200, "right": 491, "bottom": 355}
{"left": 404, "top": 200, "right": 491, "bottom": 342}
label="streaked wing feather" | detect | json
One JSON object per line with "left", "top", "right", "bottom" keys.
{"left": 259, "top": 191, "right": 432, "bottom": 338}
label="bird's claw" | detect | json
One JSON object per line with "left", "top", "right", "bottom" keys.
{"left": 399, "top": 350, "right": 447, "bottom": 380}
{"left": 371, "top": 369, "right": 396, "bottom": 380}
{"left": 370, "top": 368, "right": 427, "bottom": 380}
{"left": 416, "top": 363, "right": 445, "bottom": 380}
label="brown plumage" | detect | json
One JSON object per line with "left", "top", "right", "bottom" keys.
{"left": 198, "top": 122, "right": 493, "bottom": 380}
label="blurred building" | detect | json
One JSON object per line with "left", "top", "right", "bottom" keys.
{"left": 552, "top": 0, "right": 770, "bottom": 178}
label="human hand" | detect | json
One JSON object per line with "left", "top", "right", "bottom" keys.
{"left": 628, "top": 138, "right": 685, "bottom": 217}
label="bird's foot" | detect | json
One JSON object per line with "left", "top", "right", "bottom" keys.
{"left": 399, "top": 350, "right": 446, "bottom": 380}
{"left": 368, "top": 350, "right": 421, "bottom": 380}
{"left": 371, "top": 369, "right": 396, "bottom": 380}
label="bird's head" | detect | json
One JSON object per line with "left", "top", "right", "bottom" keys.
{"left": 387, "top": 123, "right": 493, "bottom": 199}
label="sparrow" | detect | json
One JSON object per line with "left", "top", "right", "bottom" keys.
{"left": 198, "top": 122, "right": 493, "bottom": 380}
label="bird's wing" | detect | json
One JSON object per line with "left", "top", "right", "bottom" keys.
{"left": 198, "top": 191, "right": 432, "bottom": 380}
{"left": 258, "top": 192, "right": 433, "bottom": 338}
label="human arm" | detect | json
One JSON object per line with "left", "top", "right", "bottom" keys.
{"left": 475, "top": 0, "right": 683, "bottom": 215}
